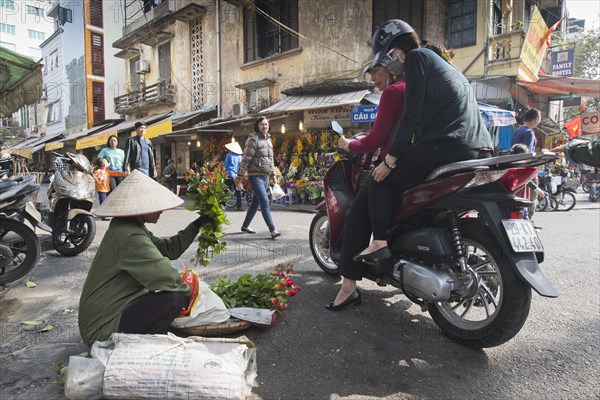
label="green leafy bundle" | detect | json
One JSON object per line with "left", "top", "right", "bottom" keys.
{"left": 210, "top": 264, "right": 301, "bottom": 312}
{"left": 185, "top": 168, "right": 230, "bottom": 266}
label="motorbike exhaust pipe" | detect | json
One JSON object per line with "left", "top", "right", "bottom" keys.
{"left": 393, "top": 259, "right": 456, "bottom": 302}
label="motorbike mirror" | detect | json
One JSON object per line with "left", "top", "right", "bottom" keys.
{"left": 330, "top": 121, "right": 344, "bottom": 137}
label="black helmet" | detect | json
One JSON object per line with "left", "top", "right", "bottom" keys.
{"left": 370, "top": 19, "right": 414, "bottom": 70}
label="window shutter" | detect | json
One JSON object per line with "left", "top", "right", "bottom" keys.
{"left": 91, "top": 33, "right": 104, "bottom": 76}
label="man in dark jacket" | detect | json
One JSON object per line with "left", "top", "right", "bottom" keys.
{"left": 123, "top": 121, "right": 157, "bottom": 178}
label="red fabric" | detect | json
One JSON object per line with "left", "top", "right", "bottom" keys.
{"left": 564, "top": 116, "right": 581, "bottom": 138}
{"left": 179, "top": 266, "right": 199, "bottom": 317}
{"left": 348, "top": 81, "right": 405, "bottom": 158}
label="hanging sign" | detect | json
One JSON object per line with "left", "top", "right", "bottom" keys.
{"left": 304, "top": 106, "right": 352, "bottom": 129}
{"left": 581, "top": 111, "right": 600, "bottom": 135}
{"left": 351, "top": 105, "right": 378, "bottom": 123}
{"left": 550, "top": 48, "right": 574, "bottom": 77}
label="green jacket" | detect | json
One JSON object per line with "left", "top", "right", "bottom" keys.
{"left": 78, "top": 217, "right": 197, "bottom": 346}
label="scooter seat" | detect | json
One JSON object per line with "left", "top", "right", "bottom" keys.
{"left": 0, "top": 180, "right": 18, "bottom": 192}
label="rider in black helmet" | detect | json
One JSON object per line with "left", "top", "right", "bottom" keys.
{"left": 327, "top": 20, "right": 494, "bottom": 311}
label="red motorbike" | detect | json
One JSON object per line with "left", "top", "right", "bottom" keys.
{"left": 309, "top": 122, "right": 559, "bottom": 348}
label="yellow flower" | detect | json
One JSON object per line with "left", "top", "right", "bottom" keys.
{"left": 306, "top": 133, "right": 313, "bottom": 146}
{"left": 296, "top": 139, "right": 303, "bottom": 154}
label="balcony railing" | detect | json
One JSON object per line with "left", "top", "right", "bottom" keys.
{"left": 488, "top": 29, "right": 525, "bottom": 63}
{"left": 114, "top": 81, "right": 175, "bottom": 115}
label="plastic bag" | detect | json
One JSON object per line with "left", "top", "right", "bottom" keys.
{"left": 64, "top": 356, "right": 105, "bottom": 400}
{"left": 272, "top": 183, "right": 285, "bottom": 200}
{"left": 180, "top": 264, "right": 200, "bottom": 316}
{"left": 172, "top": 273, "right": 230, "bottom": 328}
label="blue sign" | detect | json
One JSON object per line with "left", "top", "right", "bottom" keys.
{"left": 550, "top": 48, "right": 574, "bottom": 77}
{"left": 351, "top": 105, "right": 378, "bottom": 123}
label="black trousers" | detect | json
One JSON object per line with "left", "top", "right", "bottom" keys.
{"left": 225, "top": 178, "right": 242, "bottom": 208}
{"left": 118, "top": 291, "right": 187, "bottom": 335}
{"left": 339, "top": 141, "right": 491, "bottom": 281}
{"left": 109, "top": 176, "right": 124, "bottom": 192}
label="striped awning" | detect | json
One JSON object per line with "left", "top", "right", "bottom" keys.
{"left": 260, "top": 90, "right": 371, "bottom": 113}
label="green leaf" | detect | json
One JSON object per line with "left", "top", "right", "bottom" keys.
{"left": 41, "top": 325, "right": 53, "bottom": 332}
{"left": 25, "top": 281, "right": 37, "bottom": 288}
{"left": 21, "top": 320, "right": 43, "bottom": 325}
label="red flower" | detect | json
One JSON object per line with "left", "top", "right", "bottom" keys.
{"left": 275, "top": 284, "right": 283, "bottom": 290}
{"left": 295, "top": 285, "right": 301, "bottom": 291}
{"left": 212, "top": 178, "right": 218, "bottom": 184}
{"left": 206, "top": 173, "right": 213, "bottom": 178}
{"left": 279, "top": 302, "right": 287, "bottom": 310}
{"left": 288, "top": 289, "right": 297, "bottom": 297}
{"left": 271, "top": 297, "right": 279, "bottom": 305}
{"left": 200, "top": 184, "right": 208, "bottom": 190}
{"left": 285, "top": 278, "right": 294, "bottom": 287}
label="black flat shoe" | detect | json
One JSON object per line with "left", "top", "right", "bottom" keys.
{"left": 353, "top": 247, "right": 391, "bottom": 265}
{"left": 325, "top": 289, "right": 362, "bottom": 311}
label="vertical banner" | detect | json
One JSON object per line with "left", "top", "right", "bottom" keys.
{"left": 518, "top": 6, "right": 550, "bottom": 82}
{"left": 550, "top": 48, "right": 575, "bottom": 77}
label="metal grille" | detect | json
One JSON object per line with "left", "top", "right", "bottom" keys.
{"left": 191, "top": 18, "right": 203, "bottom": 109}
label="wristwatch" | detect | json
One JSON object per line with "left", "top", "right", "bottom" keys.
{"left": 383, "top": 157, "right": 396, "bottom": 170}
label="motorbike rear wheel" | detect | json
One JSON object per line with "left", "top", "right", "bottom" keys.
{"left": 52, "top": 214, "right": 96, "bottom": 256}
{"left": 428, "top": 221, "right": 532, "bottom": 348}
{"left": 582, "top": 179, "right": 591, "bottom": 193}
{"left": 0, "top": 218, "right": 40, "bottom": 285}
{"left": 536, "top": 196, "right": 549, "bottom": 212}
{"left": 309, "top": 212, "right": 339, "bottom": 275}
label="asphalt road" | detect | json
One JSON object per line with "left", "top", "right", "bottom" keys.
{"left": 0, "top": 201, "right": 599, "bottom": 399}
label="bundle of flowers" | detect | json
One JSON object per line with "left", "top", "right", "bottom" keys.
{"left": 210, "top": 264, "right": 301, "bottom": 313}
{"left": 186, "top": 168, "right": 230, "bottom": 266}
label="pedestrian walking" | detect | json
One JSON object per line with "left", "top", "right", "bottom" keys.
{"left": 123, "top": 121, "right": 157, "bottom": 177}
{"left": 97, "top": 135, "right": 125, "bottom": 191}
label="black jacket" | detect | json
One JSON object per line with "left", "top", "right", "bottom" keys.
{"left": 123, "top": 135, "right": 156, "bottom": 176}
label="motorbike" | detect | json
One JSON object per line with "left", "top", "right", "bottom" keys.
{"left": 309, "top": 122, "right": 559, "bottom": 348}
{"left": 41, "top": 152, "right": 96, "bottom": 256}
{"left": 0, "top": 175, "right": 46, "bottom": 284}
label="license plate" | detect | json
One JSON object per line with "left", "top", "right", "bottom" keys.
{"left": 502, "top": 220, "right": 544, "bottom": 253}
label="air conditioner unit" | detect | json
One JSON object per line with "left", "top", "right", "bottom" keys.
{"left": 135, "top": 60, "right": 150, "bottom": 74}
{"left": 232, "top": 102, "right": 248, "bottom": 117}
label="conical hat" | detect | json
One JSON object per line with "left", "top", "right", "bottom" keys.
{"left": 224, "top": 141, "right": 243, "bottom": 155}
{"left": 94, "top": 169, "right": 183, "bottom": 217}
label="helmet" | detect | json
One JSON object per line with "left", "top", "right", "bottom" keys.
{"left": 370, "top": 19, "right": 414, "bottom": 70}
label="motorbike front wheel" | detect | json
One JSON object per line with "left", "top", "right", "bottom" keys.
{"left": 536, "top": 196, "right": 549, "bottom": 212}
{"left": 0, "top": 218, "right": 41, "bottom": 285}
{"left": 554, "top": 191, "right": 576, "bottom": 211}
{"left": 428, "top": 222, "right": 532, "bottom": 348}
{"left": 52, "top": 215, "right": 96, "bottom": 256}
{"left": 309, "top": 213, "right": 339, "bottom": 275}
{"left": 582, "top": 180, "right": 591, "bottom": 193}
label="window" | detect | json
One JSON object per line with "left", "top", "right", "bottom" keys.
{"left": 57, "top": 6, "right": 73, "bottom": 25}
{"left": 89, "top": 0, "right": 103, "bottom": 28}
{"left": 158, "top": 41, "right": 171, "bottom": 82}
{"left": 0, "top": 0, "right": 15, "bottom": 10}
{"left": 243, "top": 0, "right": 298, "bottom": 63}
{"left": 372, "top": 0, "right": 424, "bottom": 38}
{"left": 50, "top": 50, "right": 59, "bottom": 71}
{"left": 247, "top": 87, "right": 270, "bottom": 111}
{"left": 492, "top": 0, "right": 506, "bottom": 35}
{"left": 92, "top": 82, "right": 105, "bottom": 125}
{"left": 47, "top": 101, "right": 61, "bottom": 124}
{"left": 28, "top": 30, "right": 45, "bottom": 40}
{"left": 129, "top": 56, "right": 140, "bottom": 90}
{"left": 26, "top": 5, "right": 45, "bottom": 16}
{"left": 90, "top": 33, "right": 104, "bottom": 76}
{"left": 448, "top": 0, "right": 476, "bottom": 48}
{"left": 0, "top": 24, "right": 15, "bottom": 35}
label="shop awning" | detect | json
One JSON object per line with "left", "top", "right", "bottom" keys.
{"left": 260, "top": 89, "right": 371, "bottom": 113}
{"left": 516, "top": 74, "right": 600, "bottom": 98}
{"left": 75, "top": 112, "right": 172, "bottom": 149}
{"left": 60, "top": 122, "right": 119, "bottom": 143}
{"left": 478, "top": 103, "right": 516, "bottom": 127}
{"left": 0, "top": 47, "right": 43, "bottom": 117}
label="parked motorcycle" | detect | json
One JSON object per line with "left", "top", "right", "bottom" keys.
{"left": 309, "top": 122, "right": 559, "bottom": 348}
{"left": 0, "top": 175, "right": 45, "bottom": 284}
{"left": 42, "top": 152, "right": 96, "bottom": 256}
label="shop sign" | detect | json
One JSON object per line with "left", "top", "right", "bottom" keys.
{"left": 304, "top": 106, "right": 352, "bottom": 129}
{"left": 11, "top": 147, "right": 33, "bottom": 159}
{"left": 136, "top": 120, "right": 173, "bottom": 139}
{"left": 550, "top": 48, "right": 574, "bottom": 77}
{"left": 45, "top": 141, "right": 64, "bottom": 152}
{"left": 76, "top": 132, "right": 115, "bottom": 150}
{"left": 351, "top": 105, "right": 378, "bottom": 123}
{"left": 581, "top": 111, "right": 600, "bottom": 135}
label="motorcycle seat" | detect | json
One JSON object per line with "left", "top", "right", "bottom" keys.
{"left": 426, "top": 153, "right": 549, "bottom": 181}
{"left": 0, "top": 180, "right": 18, "bottom": 192}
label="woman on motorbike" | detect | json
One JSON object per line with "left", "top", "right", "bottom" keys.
{"left": 329, "top": 19, "right": 494, "bottom": 310}
{"left": 326, "top": 32, "right": 407, "bottom": 310}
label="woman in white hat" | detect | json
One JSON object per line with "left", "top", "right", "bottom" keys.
{"left": 224, "top": 140, "right": 244, "bottom": 210}
{"left": 78, "top": 170, "right": 205, "bottom": 346}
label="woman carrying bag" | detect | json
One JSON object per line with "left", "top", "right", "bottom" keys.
{"left": 235, "top": 116, "right": 281, "bottom": 239}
